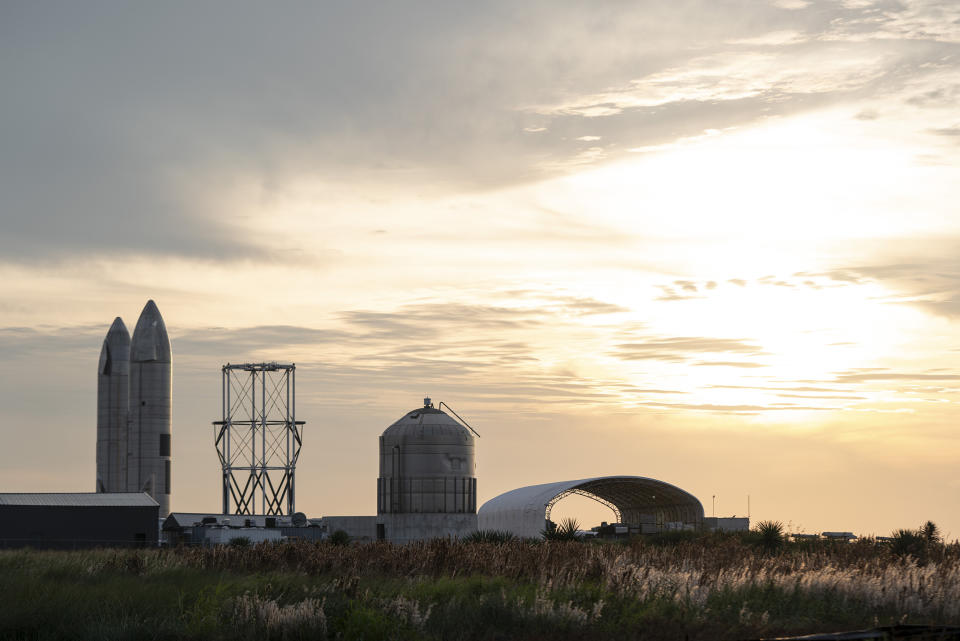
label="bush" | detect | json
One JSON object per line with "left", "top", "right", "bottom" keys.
{"left": 645, "top": 529, "right": 701, "bottom": 546}
{"left": 229, "top": 536, "right": 252, "bottom": 548}
{"left": 464, "top": 530, "right": 516, "bottom": 544}
{"left": 329, "top": 530, "right": 351, "bottom": 546}
{"left": 889, "top": 522, "right": 944, "bottom": 564}
{"left": 922, "top": 520, "right": 941, "bottom": 545}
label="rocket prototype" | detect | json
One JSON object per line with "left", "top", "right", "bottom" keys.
{"left": 95, "top": 300, "right": 172, "bottom": 517}
{"left": 96, "top": 317, "right": 130, "bottom": 493}
{"left": 128, "top": 300, "right": 172, "bottom": 516}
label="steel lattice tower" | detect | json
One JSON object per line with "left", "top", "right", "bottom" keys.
{"left": 213, "top": 363, "right": 304, "bottom": 515}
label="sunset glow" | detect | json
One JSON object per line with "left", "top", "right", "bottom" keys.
{"left": 1, "top": 1, "right": 958, "bottom": 538}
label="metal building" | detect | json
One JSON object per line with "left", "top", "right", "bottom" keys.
{"left": 0, "top": 493, "right": 159, "bottom": 549}
{"left": 478, "top": 476, "right": 704, "bottom": 538}
{"left": 126, "top": 300, "right": 172, "bottom": 517}
{"left": 96, "top": 317, "right": 130, "bottom": 493}
{"left": 162, "top": 512, "right": 323, "bottom": 546}
{"left": 376, "top": 398, "right": 478, "bottom": 542}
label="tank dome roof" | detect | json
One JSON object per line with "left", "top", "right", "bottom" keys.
{"left": 382, "top": 398, "right": 473, "bottom": 444}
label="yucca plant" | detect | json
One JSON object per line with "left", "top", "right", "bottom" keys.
{"left": 543, "top": 517, "right": 581, "bottom": 541}
{"left": 754, "top": 520, "right": 784, "bottom": 552}
{"left": 922, "top": 520, "right": 941, "bottom": 544}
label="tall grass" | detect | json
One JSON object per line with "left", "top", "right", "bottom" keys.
{"left": 0, "top": 536, "right": 957, "bottom": 640}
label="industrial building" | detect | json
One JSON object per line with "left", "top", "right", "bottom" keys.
{"left": 376, "top": 398, "right": 478, "bottom": 542}
{"left": 315, "top": 402, "right": 724, "bottom": 543}
{"left": 96, "top": 300, "right": 172, "bottom": 517}
{"left": 162, "top": 512, "right": 323, "bottom": 546}
{"left": 478, "top": 476, "right": 706, "bottom": 538}
{"left": 318, "top": 398, "right": 480, "bottom": 543}
{"left": 4, "top": 292, "right": 733, "bottom": 548}
{"left": 0, "top": 493, "right": 159, "bottom": 548}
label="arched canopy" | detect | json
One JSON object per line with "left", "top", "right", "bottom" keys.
{"left": 478, "top": 476, "right": 704, "bottom": 538}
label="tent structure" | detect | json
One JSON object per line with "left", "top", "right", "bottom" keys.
{"left": 477, "top": 476, "right": 704, "bottom": 538}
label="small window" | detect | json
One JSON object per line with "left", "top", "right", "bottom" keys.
{"left": 159, "top": 434, "right": 171, "bottom": 457}
{"left": 164, "top": 460, "right": 171, "bottom": 495}
{"left": 376, "top": 523, "right": 385, "bottom": 540}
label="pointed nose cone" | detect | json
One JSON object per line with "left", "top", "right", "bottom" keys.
{"left": 98, "top": 317, "right": 130, "bottom": 375}
{"left": 131, "top": 300, "right": 171, "bottom": 363}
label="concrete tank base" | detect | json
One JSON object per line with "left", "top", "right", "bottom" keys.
{"left": 377, "top": 513, "right": 477, "bottom": 544}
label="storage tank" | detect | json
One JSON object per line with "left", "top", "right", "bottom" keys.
{"left": 376, "top": 398, "right": 477, "bottom": 542}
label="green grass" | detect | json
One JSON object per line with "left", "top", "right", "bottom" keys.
{"left": 0, "top": 537, "right": 957, "bottom": 640}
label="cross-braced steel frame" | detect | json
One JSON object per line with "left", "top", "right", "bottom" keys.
{"left": 545, "top": 488, "right": 622, "bottom": 524}
{"left": 213, "top": 363, "right": 305, "bottom": 515}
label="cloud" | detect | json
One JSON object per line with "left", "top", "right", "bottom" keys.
{"left": 771, "top": 0, "right": 811, "bottom": 9}
{"left": 613, "top": 336, "right": 767, "bottom": 363}
{"left": 0, "top": 325, "right": 103, "bottom": 358}
{"left": 656, "top": 288, "right": 702, "bottom": 302}
{"left": 728, "top": 29, "right": 808, "bottom": 45}
{"left": 639, "top": 401, "right": 831, "bottom": 414}
{"left": 172, "top": 326, "right": 352, "bottom": 357}
{"left": 801, "top": 251, "right": 960, "bottom": 318}
{"left": 693, "top": 361, "right": 767, "bottom": 368}
{"left": 929, "top": 126, "right": 960, "bottom": 138}
{"left": 9, "top": 1, "right": 824, "bottom": 262}
{"left": 835, "top": 370, "right": 960, "bottom": 383}
{"left": 709, "top": 384, "right": 844, "bottom": 392}
{"left": 3, "top": 0, "right": 956, "bottom": 267}
{"left": 532, "top": 47, "right": 889, "bottom": 117}
{"left": 823, "top": 0, "right": 960, "bottom": 43}
{"left": 777, "top": 393, "right": 867, "bottom": 400}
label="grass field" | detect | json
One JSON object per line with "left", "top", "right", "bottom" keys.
{"left": 0, "top": 532, "right": 957, "bottom": 640}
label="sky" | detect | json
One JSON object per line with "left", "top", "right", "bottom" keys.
{"left": 1, "top": 0, "right": 958, "bottom": 538}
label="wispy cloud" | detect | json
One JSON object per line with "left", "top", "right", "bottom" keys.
{"left": 835, "top": 370, "right": 960, "bottom": 383}
{"left": 612, "top": 336, "right": 767, "bottom": 363}
{"left": 693, "top": 361, "right": 767, "bottom": 368}
{"left": 531, "top": 48, "right": 888, "bottom": 118}
{"left": 639, "top": 400, "right": 831, "bottom": 414}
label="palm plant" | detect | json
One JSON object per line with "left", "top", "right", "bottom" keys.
{"left": 890, "top": 528, "right": 924, "bottom": 559}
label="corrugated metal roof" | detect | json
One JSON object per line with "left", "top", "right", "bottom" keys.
{"left": 478, "top": 476, "right": 704, "bottom": 538}
{"left": 0, "top": 493, "right": 159, "bottom": 507}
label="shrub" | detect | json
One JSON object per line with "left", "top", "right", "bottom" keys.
{"left": 922, "top": 520, "right": 941, "bottom": 545}
{"left": 464, "top": 530, "right": 516, "bottom": 544}
{"left": 328, "top": 530, "right": 351, "bottom": 546}
{"left": 645, "top": 529, "right": 701, "bottom": 546}
{"left": 229, "top": 536, "right": 252, "bottom": 548}
{"left": 890, "top": 528, "right": 925, "bottom": 559}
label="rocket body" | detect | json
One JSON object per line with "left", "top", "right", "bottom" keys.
{"left": 127, "top": 300, "right": 172, "bottom": 517}
{"left": 96, "top": 317, "right": 130, "bottom": 493}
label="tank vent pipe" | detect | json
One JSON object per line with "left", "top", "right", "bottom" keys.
{"left": 438, "top": 401, "right": 481, "bottom": 438}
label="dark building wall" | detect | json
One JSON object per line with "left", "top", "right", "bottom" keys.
{"left": 0, "top": 505, "right": 159, "bottom": 549}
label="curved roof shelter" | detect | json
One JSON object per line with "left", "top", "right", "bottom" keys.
{"left": 478, "top": 476, "right": 704, "bottom": 538}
